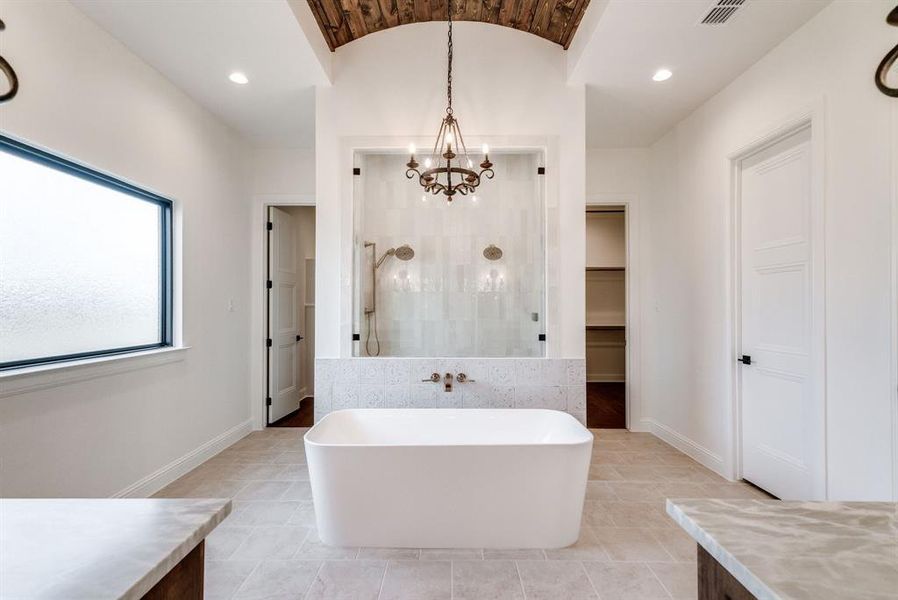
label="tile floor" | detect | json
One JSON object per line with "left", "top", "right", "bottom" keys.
{"left": 155, "top": 428, "right": 770, "bottom": 600}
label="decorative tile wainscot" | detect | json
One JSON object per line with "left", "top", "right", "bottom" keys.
{"left": 314, "top": 358, "right": 586, "bottom": 424}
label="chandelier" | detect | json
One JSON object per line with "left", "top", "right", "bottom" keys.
{"left": 405, "top": 0, "right": 494, "bottom": 202}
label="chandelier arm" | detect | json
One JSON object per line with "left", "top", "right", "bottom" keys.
{"left": 453, "top": 118, "right": 472, "bottom": 169}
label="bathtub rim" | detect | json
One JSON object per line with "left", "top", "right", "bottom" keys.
{"left": 304, "top": 408, "right": 594, "bottom": 448}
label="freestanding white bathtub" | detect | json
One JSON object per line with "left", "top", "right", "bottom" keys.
{"left": 304, "top": 408, "right": 593, "bottom": 549}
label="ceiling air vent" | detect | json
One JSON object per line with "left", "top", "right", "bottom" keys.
{"left": 700, "top": 0, "right": 746, "bottom": 25}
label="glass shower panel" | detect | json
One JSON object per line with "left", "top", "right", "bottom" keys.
{"left": 353, "top": 151, "right": 545, "bottom": 357}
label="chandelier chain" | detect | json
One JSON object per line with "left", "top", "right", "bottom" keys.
{"left": 446, "top": 0, "right": 453, "bottom": 115}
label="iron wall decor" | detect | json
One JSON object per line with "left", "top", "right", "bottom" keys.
{"left": 0, "top": 19, "right": 19, "bottom": 103}
{"left": 875, "top": 6, "right": 898, "bottom": 97}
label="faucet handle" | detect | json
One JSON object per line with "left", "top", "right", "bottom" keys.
{"left": 457, "top": 373, "right": 476, "bottom": 383}
{"left": 421, "top": 372, "right": 440, "bottom": 383}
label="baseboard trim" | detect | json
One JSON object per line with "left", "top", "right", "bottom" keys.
{"left": 112, "top": 419, "right": 252, "bottom": 498}
{"left": 642, "top": 417, "right": 727, "bottom": 477}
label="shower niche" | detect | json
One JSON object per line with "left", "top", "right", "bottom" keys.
{"left": 352, "top": 151, "right": 546, "bottom": 357}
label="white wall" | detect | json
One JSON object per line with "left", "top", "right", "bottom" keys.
{"left": 252, "top": 147, "right": 316, "bottom": 197}
{"left": 641, "top": 0, "right": 897, "bottom": 499}
{"left": 315, "top": 22, "right": 586, "bottom": 359}
{"left": 0, "top": 0, "right": 252, "bottom": 497}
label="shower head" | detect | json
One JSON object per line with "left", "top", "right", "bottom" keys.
{"left": 394, "top": 244, "right": 415, "bottom": 261}
{"left": 374, "top": 244, "right": 415, "bottom": 268}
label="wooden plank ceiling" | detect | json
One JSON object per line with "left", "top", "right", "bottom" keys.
{"left": 307, "top": 0, "right": 590, "bottom": 51}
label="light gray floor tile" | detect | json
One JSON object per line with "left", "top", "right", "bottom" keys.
{"left": 206, "top": 526, "right": 254, "bottom": 561}
{"left": 379, "top": 560, "right": 451, "bottom": 600}
{"left": 230, "top": 525, "right": 310, "bottom": 560}
{"left": 544, "top": 527, "right": 609, "bottom": 561}
{"left": 232, "top": 559, "right": 321, "bottom": 599}
{"left": 226, "top": 501, "right": 303, "bottom": 526}
{"left": 482, "top": 548, "right": 545, "bottom": 560}
{"left": 205, "top": 560, "right": 258, "bottom": 600}
{"left": 592, "top": 528, "right": 674, "bottom": 562}
{"left": 582, "top": 562, "right": 670, "bottom": 600}
{"left": 296, "top": 530, "right": 359, "bottom": 559}
{"left": 648, "top": 562, "right": 698, "bottom": 599}
{"left": 358, "top": 547, "right": 421, "bottom": 559}
{"left": 516, "top": 560, "right": 597, "bottom": 600}
{"left": 452, "top": 560, "right": 524, "bottom": 600}
{"left": 305, "top": 560, "right": 387, "bottom": 600}
{"left": 420, "top": 548, "right": 483, "bottom": 560}
{"left": 233, "top": 481, "right": 291, "bottom": 501}
{"left": 280, "top": 480, "right": 313, "bottom": 501}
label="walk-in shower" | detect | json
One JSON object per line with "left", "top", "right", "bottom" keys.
{"left": 364, "top": 242, "right": 415, "bottom": 356}
{"left": 353, "top": 151, "right": 545, "bottom": 357}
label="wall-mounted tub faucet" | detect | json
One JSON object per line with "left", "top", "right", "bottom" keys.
{"left": 443, "top": 372, "right": 453, "bottom": 393}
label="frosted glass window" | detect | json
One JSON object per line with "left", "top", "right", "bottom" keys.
{"left": 0, "top": 136, "right": 172, "bottom": 368}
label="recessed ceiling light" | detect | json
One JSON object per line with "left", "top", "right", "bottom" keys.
{"left": 652, "top": 68, "right": 672, "bottom": 82}
{"left": 228, "top": 72, "right": 249, "bottom": 85}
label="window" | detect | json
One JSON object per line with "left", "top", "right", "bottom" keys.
{"left": 0, "top": 135, "right": 173, "bottom": 369}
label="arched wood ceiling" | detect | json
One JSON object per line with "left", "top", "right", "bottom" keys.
{"left": 307, "top": 0, "right": 591, "bottom": 51}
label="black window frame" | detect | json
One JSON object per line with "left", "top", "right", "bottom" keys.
{"left": 0, "top": 134, "right": 174, "bottom": 370}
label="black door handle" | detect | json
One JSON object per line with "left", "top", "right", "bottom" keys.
{"left": 296, "top": 334, "right": 304, "bottom": 342}
{"left": 738, "top": 355, "right": 752, "bottom": 365}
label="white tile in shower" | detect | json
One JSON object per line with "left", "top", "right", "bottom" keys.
{"left": 490, "top": 386, "right": 515, "bottom": 408}
{"left": 384, "top": 384, "right": 411, "bottom": 408}
{"left": 360, "top": 385, "right": 385, "bottom": 408}
{"left": 514, "top": 359, "right": 542, "bottom": 386}
{"left": 566, "top": 359, "right": 587, "bottom": 386}
{"left": 332, "top": 384, "right": 360, "bottom": 410}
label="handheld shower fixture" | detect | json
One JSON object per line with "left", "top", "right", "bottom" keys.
{"left": 363, "top": 242, "right": 415, "bottom": 356}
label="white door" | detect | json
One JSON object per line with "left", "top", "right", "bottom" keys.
{"left": 739, "top": 126, "right": 823, "bottom": 500}
{"left": 268, "top": 207, "right": 301, "bottom": 423}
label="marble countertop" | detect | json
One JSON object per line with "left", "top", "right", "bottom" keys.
{"left": 667, "top": 498, "right": 898, "bottom": 600}
{"left": 0, "top": 498, "right": 231, "bottom": 599}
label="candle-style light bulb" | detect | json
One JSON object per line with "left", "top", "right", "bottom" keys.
{"left": 424, "top": 157, "right": 432, "bottom": 168}
{"left": 482, "top": 143, "right": 490, "bottom": 155}
{"left": 408, "top": 143, "right": 416, "bottom": 155}
{"left": 445, "top": 132, "right": 454, "bottom": 145}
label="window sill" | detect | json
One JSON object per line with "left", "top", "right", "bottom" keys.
{"left": 0, "top": 346, "right": 190, "bottom": 399}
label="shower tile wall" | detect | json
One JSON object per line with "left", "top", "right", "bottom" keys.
{"left": 355, "top": 152, "right": 544, "bottom": 357}
{"left": 315, "top": 358, "right": 587, "bottom": 424}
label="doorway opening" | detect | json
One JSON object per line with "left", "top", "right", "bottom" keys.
{"left": 266, "top": 205, "right": 316, "bottom": 428}
{"left": 585, "top": 206, "right": 627, "bottom": 428}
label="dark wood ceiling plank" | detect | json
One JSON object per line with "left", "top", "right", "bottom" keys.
{"left": 530, "top": 0, "right": 558, "bottom": 36}
{"left": 395, "top": 0, "right": 416, "bottom": 23}
{"left": 306, "top": 0, "right": 589, "bottom": 49}
{"left": 376, "top": 0, "right": 401, "bottom": 28}
{"left": 559, "top": 0, "right": 588, "bottom": 48}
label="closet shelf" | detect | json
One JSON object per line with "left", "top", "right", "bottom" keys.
{"left": 586, "top": 266, "right": 625, "bottom": 271}
{"left": 586, "top": 324, "right": 625, "bottom": 330}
